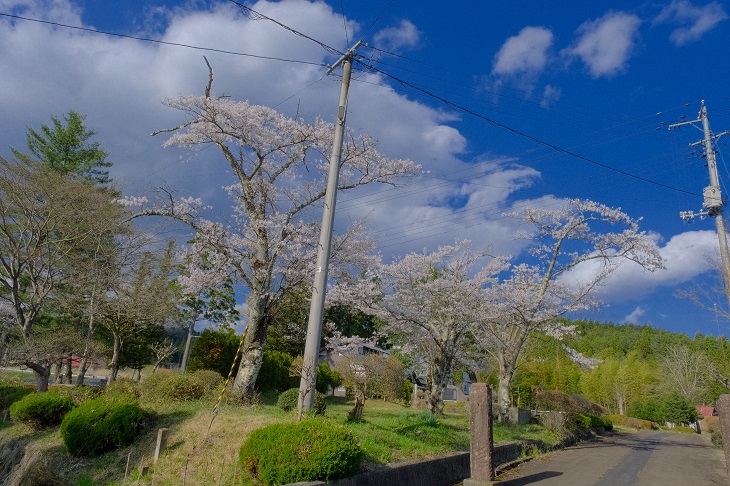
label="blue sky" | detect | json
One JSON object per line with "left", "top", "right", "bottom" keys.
{"left": 1, "top": 0, "right": 730, "bottom": 337}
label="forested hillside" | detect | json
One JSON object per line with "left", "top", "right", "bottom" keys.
{"left": 479, "top": 319, "right": 730, "bottom": 421}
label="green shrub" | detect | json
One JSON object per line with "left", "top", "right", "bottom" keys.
{"left": 316, "top": 362, "right": 342, "bottom": 395}
{"left": 239, "top": 420, "right": 362, "bottom": 485}
{"left": 191, "top": 369, "right": 225, "bottom": 395}
{"left": 575, "top": 414, "right": 613, "bottom": 430}
{"left": 0, "top": 380, "right": 33, "bottom": 409}
{"left": 607, "top": 414, "right": 657, "bottom": 430}
{"left": 534, "top": 390, "right": 606, "bottom": 415}
{"left": 312, "top": 391, "right": 327, "bottom": 415}
{"left": 277, "top": 388, "right": 300, "bottom": 411}
{"left": 9, "top": 390, "right": 75, "bottom": 428}
{"left": 711, "top": 428, "right": 723, "bottom": 448}
{"left": 141, "top": 371, "right": 219, "bottom": 401}
{"left": 575, "top": 414, "right": 592, "bottom": 429}
{"left": 276, "top": 388, "right": 326, "bottom": 415}
{"left": 103, "top": 378, "right": 142, "bottom": 401}
{"left": 60, "top": 396, "right": 148, "bottom": 456}
{"left": 188, "top": 328, "right": 240, "bottom": 377}
{"left": 52, "top": 385, "right": 102, "bottom": 405}
{"left": 255, "top": 350, "right": 298, "bottom": 392}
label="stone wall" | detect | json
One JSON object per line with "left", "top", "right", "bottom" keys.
{"left": 286, "top": 440, "right": 539, "bottom": 486}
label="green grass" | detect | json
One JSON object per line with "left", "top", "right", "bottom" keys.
{"left": 1, "top": 382, "right": 560, "bottom": 485}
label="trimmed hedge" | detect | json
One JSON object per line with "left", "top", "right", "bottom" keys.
{"left": 277, "top": 388, "right": 299, "bottom": 411}
{"left": 607, "top": 414, "right": 658, "bottom": 430}
{"left": 0, "top": 380, "right": 33, "bottom": 409}
{"left": 9, "top": 390, "right": 75, "bottom": 428}
{"left": 239, "top": 420, "right": 362, "bottom": 485}
{"left": 60, "top": 396, "right": 148, "bottom": 456}
{"left": 575, "top": 414, "right": 613, "bottom": 431}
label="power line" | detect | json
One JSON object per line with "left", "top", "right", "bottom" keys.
{"left": 363, "top": 0, "right": 397, "bottom": 38}
{"left": 0, "top": 12, "right": 325, "bottom": 66}
{"left": 356, "top": 60, "right": 700, "bottom": 198}
{"left": 227, "top": 0, "right": 342, "bottom": 57}
{"left": 339, "top": 0, "right": 350, "bottom": 47}
{"left": 4, "top": 6, "right": 701, "bottom": 209}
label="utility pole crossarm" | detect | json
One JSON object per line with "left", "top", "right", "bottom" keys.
{"left": 327, "top": 40, "right": 366, "bottom": 75}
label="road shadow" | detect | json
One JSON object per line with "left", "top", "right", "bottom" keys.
{"left": 498, "top": 470, "right": 563, "bottom": 485}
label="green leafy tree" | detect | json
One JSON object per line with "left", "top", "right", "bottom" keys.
{"left": 179, "top": 279, "right": 239, "bottom": 373}
{"left": 0, "top": 157, "right": 127, "bottom": 391}
{"left": 255, "top": 350, "right": 298, "bottom": 392}
{"left": 100, "top": 241, "right": 181, "bottom": 381}
{"left": 12, "top": 110, "right": 112, "bottom": 184}
{"left": 188, "top": 327, "right": 241, "bottom": 378}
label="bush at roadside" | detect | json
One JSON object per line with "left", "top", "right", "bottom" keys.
{"left": 607, "top": 414, "right": 657, "bottom": 430}
{"left": 239, "top": 420, "right": 362, "bottom": 485}
{"left": 575, "top": 414, "right": 613, "bottom": 431}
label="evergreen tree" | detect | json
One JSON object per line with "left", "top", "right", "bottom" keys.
{"left": 12, "top": 110, "right": 112, "bottom": 184}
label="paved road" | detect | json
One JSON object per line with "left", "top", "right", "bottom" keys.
{"left": 497, "top": 431, "right": 727, "bottom": 486}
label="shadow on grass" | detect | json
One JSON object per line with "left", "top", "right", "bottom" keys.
{"left": 155, "top": 407, "right": 197, "bottom": 428}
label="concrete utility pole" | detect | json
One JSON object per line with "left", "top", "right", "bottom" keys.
{"left": 671, "top": 101, "right": 730, "bottom": 311}
{"left": 298, "top": 41, "right": 365, "bottom": 413}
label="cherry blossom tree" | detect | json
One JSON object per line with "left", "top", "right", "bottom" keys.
{"left": 131, "top": 66, "right": 419, "bottom": 399}
{"left": 476, "top": 199, "right": 663, "bottom": 421}
{"left": 376, "top": 242, "right": 507, "bottom": 414}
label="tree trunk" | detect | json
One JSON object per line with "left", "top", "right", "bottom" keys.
{"left": 180, "top": 320, "right": 195, "bottom": 373}
{"left": 75, "top": 309, "right": 95, "bottom": 386}
{"left": 53, "top": 360, "right": 63, "bottom": 384}
{"left": 109, "top": 334, "right": 122, "bottom": 382}
{"left": 498, "top": 361, "right": 516, "bottom": 423}
{"left": 75, "top": 356, "right": 89, "bottom": 386}
{"left": 232, "top": 312, "right": 267, "bottom": 399}
{"left": 28, "top": 360, "right": 51, "bottom": 392}
{"left": 616, "top": 391, "right": 625, "bottom": 415}
{"left": 64, "top": 352, "right": 73, "bottom": 384}
{"left": 428, "top": 353, "right": 451, "bottom": 415}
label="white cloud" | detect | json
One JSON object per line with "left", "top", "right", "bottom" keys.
{"left": 0, "top": 0, "right": 537, "bottom": 263}
{"left": 373, "top": 19, "right": 420, "bottom": 51}
{"left": 563, "top": 230, "right": 719, "bottom": 302}
{"left": 338, "top": 160, "right": 545, "bottom": 259}
{"left": 567, "top": 11, "right": 641, "bottom": 78}
{"left": 623, "top": 306, "right": 647, "bottom": 324}
{"left": 653, "top": 0, "right": 728, "bottom": 46}
{"left": 492, "top": 26, "right": 553, "bottom": 77}
{"left": 540, "top": 85, "right": 561, "bottom": 108}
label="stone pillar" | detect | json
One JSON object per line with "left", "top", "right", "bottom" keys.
{"left": 154, "top": 428, "right": 170, "bottom": 464}
{"left": 463, "top": 383, "right": 497, "bottom": 485}
{"left": 716, "top": 394, "right": 730, "bottom": 484}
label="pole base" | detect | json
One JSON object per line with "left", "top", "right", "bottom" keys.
{"left": 463, "top": 478, "right": 500, "bottom": 485}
